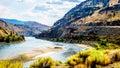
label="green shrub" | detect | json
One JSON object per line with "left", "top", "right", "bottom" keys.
{"left": 66, "top": 55, "right": 83, "bottom": 66}
{"left": 99, "top": 39, "right": 108, "bottom": 46}
{"left": 29, "top": 49, "right": 120, "bottom": 68}
{"left": 30, "top": 57, "right": 61, "bottom": 68}
{"left": 66, "top": 49, "right": 111, "bottom": 68}
{"left": 0, "top": 35, "right": 25, "bottom": 43}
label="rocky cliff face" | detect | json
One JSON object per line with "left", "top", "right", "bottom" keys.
{"left": 38, "top": 0, "right": 120, "bottom": 38}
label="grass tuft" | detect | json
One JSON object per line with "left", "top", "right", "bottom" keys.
{"left": 30, "top": 57, "right": 62, "bottom": 68}
{"left": 0, "top": 60, "right": 23, "bottom": 68}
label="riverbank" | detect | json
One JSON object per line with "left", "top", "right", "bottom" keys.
{"left": 75, "top": 44, "right": 93, "bottom": 49}
{"left": 38, "top": 37, "right": 98, "bottom": 47}
{"left": 0, "top": 40, "right": 25, "bottom": 45}
{"left": 1, "top": 46, "right": 63, "bottom": 62}
{"left": 1, "top": 43, "right": 91, "bottom": 62}
{"left": 0, "top": 37, "right": 93, "bottom": 68}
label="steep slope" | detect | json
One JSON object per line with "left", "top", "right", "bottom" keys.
{"left": 0, "top": 20, "right": 30, "bottom": 36}
{"left": 0, "top": 18, "right": 49, "bottom": 36}
{"left": 38, "top": 0, "right": 120, "bottom": 38}
{"left": 0, "top": 26, "right": 17, "bottom": 37}
{"left": 0, "top": 20, "right": 24, "bottom": 33}
{"left": 0, "top": 26, "right": 24, "bottom": 43}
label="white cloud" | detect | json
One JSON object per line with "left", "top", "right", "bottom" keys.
{"left": 0, "top": 4, "right": 15, "bottom": 18}
{"left": 24, "top": 0, "right": 36, "bottom": 3}
{"left": 0, "top": 0, "right": 84, "bottom": 26}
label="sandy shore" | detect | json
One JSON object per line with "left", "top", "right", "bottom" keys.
{"left": 24, "top": 46, "right": 63, "bottom": 59}
{"left": 3, "top": 46, "right": 63, "bottom": 61}
{"left": 2, "top": 44, "right": 91, "bottom": 62}
{"left": 75, "top": 44, "right": 93, "bottom": 49}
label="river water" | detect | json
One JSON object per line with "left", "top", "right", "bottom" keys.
{"left": 0, "top": 37, "right": 87, "bottom": 67}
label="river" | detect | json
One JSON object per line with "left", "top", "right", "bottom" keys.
{"left": 0, "top": 37, "right": 87, "bottom": 68}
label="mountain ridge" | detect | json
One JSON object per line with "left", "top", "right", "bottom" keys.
{"left": 37, "top": 0, "right": 120, "bottom": 38}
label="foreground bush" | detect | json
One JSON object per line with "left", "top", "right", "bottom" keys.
{"left": 30, "top": 49, "right": 120, "bottom": 68}
{"left": 0, "top": 60, "right": 23, "bottom": 68}
{"left": 66, "top": 49, "right": 120, "bottom": 68}
{"left": 30, "top": 57, "right": 61, "bottom": 68}
{"left": 65, "top": 55, "right": 83, "bottom": 66}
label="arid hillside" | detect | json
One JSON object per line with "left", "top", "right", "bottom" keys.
{"left": 37, "top": 0, "right": 120, "bottom": 38}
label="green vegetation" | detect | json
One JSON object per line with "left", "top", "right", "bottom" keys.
{"left": 0, "top": 26, "right": 25, "bottom": 43}
{"left": 0, "top": 54, "right": 30, "bottom": 68}
{"left": 109, "top": 36, "right": 120, "bottom": 45}
{"left": 48, "top": 35, "right": 120, "bottom": 48}
{"left": 37, "top": 35, "right": 120, "bottom": 68}
{"left": 0, "top": 60, "right": 23, "bottom": 68}
{"left": 0, "top": 35, "right": 119, "bottom": 68}
{"left": 95, "top": 39, "right": 120, "bottom": 50}
{"left": 66, "top": 49, "right": 120, "bottom": 68}
{"left": 30, "top": 49, "right": 120, "bottom": 68}
{"left": 0, "top": 35, "right": 25, "bottom": 43}
{"left": 30, "top": 57, "right": 62, "bottom": 68}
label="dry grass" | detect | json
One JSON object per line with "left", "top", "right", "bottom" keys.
{"left": 0, "top": 60, "right": 23, "bottom": 68}
{"left": 65, "top": 55, "right": 83, "bottom": 66}
{"left": 72, "top": 7, "right": 120, "bottom": 26}
{"left": 30, "top": 57, "right": 62, "bottom": 68}
{"left": 29, "top": 49, "right": 120, "bottom": 68}
{"left": 65, "top": 49, "right": 120, "bottom": 68}
{"left": 8, "top": 54, "right": 32, "bottom": 62}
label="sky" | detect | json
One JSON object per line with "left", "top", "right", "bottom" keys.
{"left": 0, "top": 0, "right": 85, "bottom": 26}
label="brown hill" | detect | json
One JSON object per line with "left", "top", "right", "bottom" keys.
{"left": 0, "top": 19, "right": 50, "bottom": 36}
{"left": 0, "top": 26, "right": 24, "bottom": 43}
{"left": 37, "top": 0, "right": 120, "bottom": 38}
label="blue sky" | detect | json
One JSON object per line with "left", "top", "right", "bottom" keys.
{"left": 0, "top": 0, "right": 84, "bottom": 26}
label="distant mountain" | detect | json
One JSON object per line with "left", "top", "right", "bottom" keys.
{"left": 0, "top": 18, "right": 50, "bottom": 36}
{"left": 37, "top": 0, "right": 120, "bottom": 38}
{"left": 1, "top": 18, "right": 24, "bottom": 24}
{"left": 0, "top": 20, "right": 24, "bottom": 33}
{"left": 24, "top": 21, "right": 50, "bottom": 31}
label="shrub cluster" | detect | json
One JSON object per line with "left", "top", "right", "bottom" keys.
{"left": 48, "top": 34, "right": 120, "bottom": 46}
{"left": 65, "top": 49, "right": 120, "bottom": 68}
{"left": 29, "top": 49, "right": 120, "bottom": 68}
{"left": 0, "top": 35, "right": 24, "bottom": 43}
{"left": 30, "top": 57, "right": 62, "bottom": 68}
{"left": 109, "top": 36, "right": 120, "bottom": 45}
{"left": 95, "top": 39, "right": 120, "bottom": 50}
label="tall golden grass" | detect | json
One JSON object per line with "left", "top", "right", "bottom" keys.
{"left": 0, "top": 60, "right": 23, "bottom": 68}
{"left": 30, "top": 57, "right": 62, "bottom": 68}
{"left": 29, "top": 49, "right": 120, "bottom": 68}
